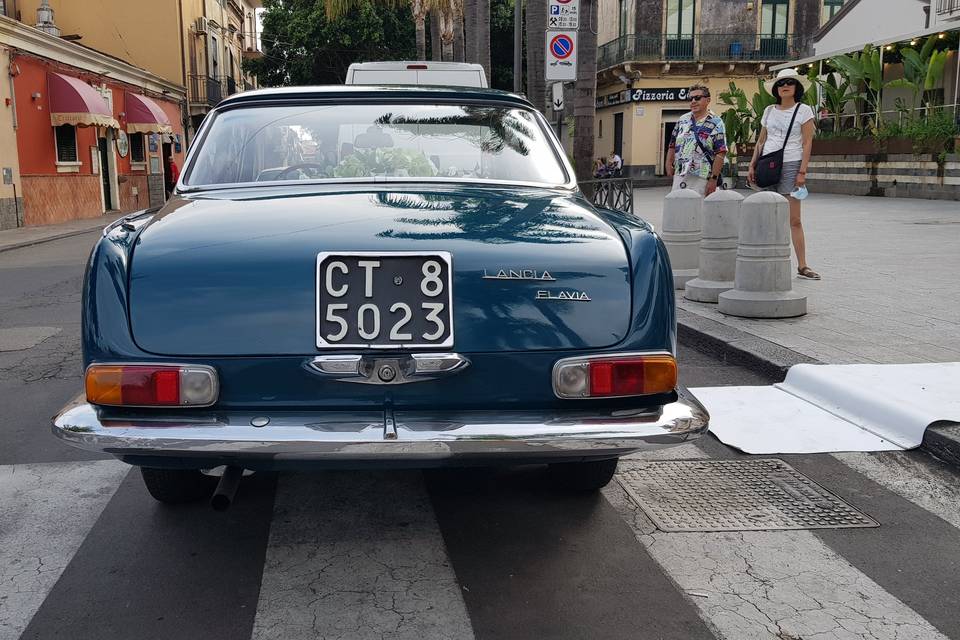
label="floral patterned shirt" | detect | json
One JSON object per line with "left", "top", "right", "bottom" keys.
{"left": 670, "top": 111, "right": 727, "bottom": 179}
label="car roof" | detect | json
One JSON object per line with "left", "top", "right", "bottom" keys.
{"left": 219, "top": 84, "right": 533, "bottom": 109}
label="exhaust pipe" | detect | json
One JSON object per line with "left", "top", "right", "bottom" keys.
{"left": 211, "top": 465, "right": 244, "bottom": 511}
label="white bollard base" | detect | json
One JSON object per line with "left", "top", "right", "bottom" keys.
{"left": 673, "top": 269, "right": 698, "bottom": 290}
{"left": 718, "top": 288, "right": 807, "bottom": 318}
{"left": 684, "top": 278, "right": 734, "bottom": 303}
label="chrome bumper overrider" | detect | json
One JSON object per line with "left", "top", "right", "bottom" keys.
{"left": 52, "top": 388, "right": 709, "bottom": 462}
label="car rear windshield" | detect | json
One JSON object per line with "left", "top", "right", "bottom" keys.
{"left": 184, "top": 103, "right": 568, "bottom": 187}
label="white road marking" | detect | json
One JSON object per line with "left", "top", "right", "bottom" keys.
{"left": 607, "top": 447, "right": 949, "bottom": 640}
{"left": 0, "top": 460, "right": 129, "bottom": 640}
{"left": 252, "top": 471, "right": 474, "bottom": 640}
{"left": 833, "top": 451, "right": 960, "bottom": 530}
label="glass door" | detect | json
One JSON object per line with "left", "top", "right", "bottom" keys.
{"left": 665, "top": 0, "right": 695, "bottom": 60}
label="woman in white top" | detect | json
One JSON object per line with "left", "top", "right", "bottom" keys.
{"left": 748, "top": 68, "right": 819, "bottom": 280}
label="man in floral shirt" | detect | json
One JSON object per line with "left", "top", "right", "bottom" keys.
{"left": 666, "top": 84, "right": 727, "bottom": 196}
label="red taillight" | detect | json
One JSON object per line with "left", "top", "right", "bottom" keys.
{"left": 406, "top": 64, "right": 429, "bottom": 69}
{"left": 85, "top": 365, "right": 218, "bottom": 407}
{"left": 554, "top": 355, "right": 677, "bottom": 399}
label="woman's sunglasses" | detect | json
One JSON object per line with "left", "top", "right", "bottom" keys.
{"left": 776, "top": 80, "right": 798, "bottom": 88}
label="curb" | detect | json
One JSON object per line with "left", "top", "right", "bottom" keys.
{"left": 0, "top": 222, "right": 114, "bottom": 254}
{"left": 921, "top": 423, "right": 960, "bottom": 469}
{"left": 676, "top": 307, "right": 820, "bottom": 382}
{"left": 677, "top": 307, "right": 960, "bottom": 468}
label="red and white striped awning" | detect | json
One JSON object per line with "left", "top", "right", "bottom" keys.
{"left": 47, "top": 72, "right": 119, "bottom": 129}
{"left": 124, "top": 92, "right": 173, "bottom": 135}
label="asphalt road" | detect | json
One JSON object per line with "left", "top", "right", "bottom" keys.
{"left": 2, "top": 231, "right": 960, "bottom": 640}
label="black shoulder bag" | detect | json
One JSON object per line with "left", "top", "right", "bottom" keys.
{"left": 754, "top": 105, "right": 799, "bottom": 188}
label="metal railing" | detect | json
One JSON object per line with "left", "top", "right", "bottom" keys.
{"left": 579, "top": 178, "right": 634, "bottom": 215}
{"left": 598, "top": 33, "right": 810, "bottom": 68}
{"left": 936, "top": 0, "right": 960, "bottom": 14}
{"left": 188, "top": 75, "right": 242, "bottom": 107}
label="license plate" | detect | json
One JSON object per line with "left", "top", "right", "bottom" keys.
{"left": 316, "top": 252, "right": 454, "bottom": 349}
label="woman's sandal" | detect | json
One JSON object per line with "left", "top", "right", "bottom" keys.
{"left": 797, "top": 266, "right": 821, "bottom": 280}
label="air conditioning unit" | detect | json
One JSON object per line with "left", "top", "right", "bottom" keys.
{"left": 194, "top": 16, "right": 209, "bottom": 34}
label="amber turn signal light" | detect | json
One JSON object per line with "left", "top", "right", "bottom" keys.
{"left": 553, "top": 354, "right": 677, "bottom": 399}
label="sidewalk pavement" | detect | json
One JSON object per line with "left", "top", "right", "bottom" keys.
{"left": 635, "top": 186, "right": 960, "bottom": 464}
{"left": 0, "top": 213, "right": 125, "bottom": 253}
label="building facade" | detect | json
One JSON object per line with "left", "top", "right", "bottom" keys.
{"left": 183, "top": 0, "right": 263, "bottom": 135}
{"left": 0, "top": 11, "right": 186, "bottom": 229}
{"left": 593, "top": 0, "right": 840, "bottom": 177}
{"left": 0, "top": 0, "right": 263, "bottom": 229}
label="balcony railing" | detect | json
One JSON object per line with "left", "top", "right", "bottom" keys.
{"left": 936, "top": 0, "right": 960, "bottom": 14}
{"left": 188, "top": 75, "right": 242, "bottom": 108}
{"left": 598, "top": 33, "right": 810, "bottom": 68}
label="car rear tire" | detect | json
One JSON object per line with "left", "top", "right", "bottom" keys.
{"left": 140, "top": 467, "right": 217, "bottom": 504}
{"left": 548, "top": 458, "right": 619, "bottom": 491}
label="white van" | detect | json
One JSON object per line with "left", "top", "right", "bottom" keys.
{"left": 345, "top": 61, "right": 488, "bottom": 88}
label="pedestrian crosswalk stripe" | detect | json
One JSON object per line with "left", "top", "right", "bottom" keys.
{"left": 0, "top": 460, "right": 128, "bottom": 640}
{"left": 251, "top": 471, "right": 474, "bottom": 640}
{"left": 832, "top": 451, "right": 960, "bottom": 531}
{"left": 608, "top": 446, "right": 950, "bottom": 640}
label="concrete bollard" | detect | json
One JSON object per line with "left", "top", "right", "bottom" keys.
{"left": 661, "top": 188, "right": 702, "bottom": 289}
{"left": 718, "top": 191, "right": 806, "bottom": 318}
{"left": 684, "top": 189, "right": 743, "bottom": 303}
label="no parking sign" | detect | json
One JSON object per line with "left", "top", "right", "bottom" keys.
{"left": 545, "top": 30, "right": 577, "bottom": 81}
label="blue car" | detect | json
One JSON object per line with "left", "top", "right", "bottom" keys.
{"left": 53, "top": 85, "right": 708, "bottom": 505}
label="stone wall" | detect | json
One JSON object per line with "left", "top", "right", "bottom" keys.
{"left": 737, "top": 154, "right": 960, "bottom": 200}
{"left": 699, "top": 0, "right": 755, "bottom": 35}
{"left": 0, "top": 197, "right": 25, "bottom": 230}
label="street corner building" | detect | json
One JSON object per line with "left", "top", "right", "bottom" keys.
{"left": 0, "top": 16, "right": 185, "bottom": 228}
{"left": 591, "top": 0, "right": 831, "bottom": 179}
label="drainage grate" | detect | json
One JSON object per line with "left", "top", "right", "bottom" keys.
{"left": 617, "top": 459, "right": 879, "bottom": 532}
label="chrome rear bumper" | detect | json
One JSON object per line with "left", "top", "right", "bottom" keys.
{"left": 52, "top": 388, "right": 709, "bottom": 464}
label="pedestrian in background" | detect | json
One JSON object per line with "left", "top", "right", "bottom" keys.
{"left": 165, "top": 153, "right": 180, "bottom": 199}
{"left": 593, "top": 157, "right": 609, "bottom": 179}
{"left": 666, "top": 84, "right": 727, "bottom": 197}
{"left": 608, "top": 151, "right": 623, "bottom": 177}
{"left": 748, "top": 68, "right": 820, "bottom": 280}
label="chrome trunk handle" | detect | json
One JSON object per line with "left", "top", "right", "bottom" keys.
{"left": 307, "top": 353, "right": 470, "bottom": 385}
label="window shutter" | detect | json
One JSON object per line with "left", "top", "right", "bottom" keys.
{"left": 130, "top": 133, "right": 145, "bottom": 163}
{"left": 55, "top": 125, "right": 78, "bottom": 163}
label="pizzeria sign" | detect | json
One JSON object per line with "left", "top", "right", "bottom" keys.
{"left": 597, "top": 87, "right": 691, "bottom": 108}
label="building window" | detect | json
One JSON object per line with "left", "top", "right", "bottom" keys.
{"left": 54, "top": 125, "right": 78, "bottom": 163}
{"left": 760, "top": 0, "right": 789, "bottom": 38}
{"left": 618, "top": 0, "right": 629, "bottom": 38}
{"left": 821, "top": 0, "right": 843, "bottom": 24}
{"left": 666, "top": 0, "right": 695, "bottom": 58}
{"left": 130, "top": 133, "right": 145, "bottom": 163}
{"left": 599, "top": 119, "right": 603, "bottom": 138}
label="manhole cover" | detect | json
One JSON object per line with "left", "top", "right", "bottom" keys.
{"left": 617, "top": 459, "right": 879, "bottom": 532}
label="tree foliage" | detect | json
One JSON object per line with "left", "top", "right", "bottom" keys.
{"left": 245, "top": 0, "right": 416, "bottom": 86}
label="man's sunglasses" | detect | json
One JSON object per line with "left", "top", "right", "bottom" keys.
{"left": 689, "top": 94, "right": 708, "bottom": 101}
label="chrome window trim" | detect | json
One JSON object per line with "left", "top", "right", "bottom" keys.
{"left": 84, "top": 362, "right": 220, "bottom": 409}
{"left": 552, "top": 351, "right": 676, "bottom": 400}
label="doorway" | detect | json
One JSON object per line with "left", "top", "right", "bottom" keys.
{"left": 659, "top": 109, "right": 688, "bottom": 175}
{"left": 162, "top": 141, "right": 173, "bottom": 198}
{"left": 613, "top": 112, "right": 624, "bottom": 161}
{"left": 98, "top": 138, "right": 112, "bottom": 210}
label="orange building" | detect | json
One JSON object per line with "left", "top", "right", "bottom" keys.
{"left": 0, "top": 12, "right": 187, "bottom": 228}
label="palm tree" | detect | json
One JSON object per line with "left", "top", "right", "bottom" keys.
{"left": 464, "top": 0, "right": 477, "bottom": 62}
{"left": 412, "top": 0, "right": 427, "bottom": 59}
{"left": 476, "top": 0, "right": 491, "bottom": 80}
{"left": 573, "top": 0, "right": 597, "bottom": 182}
{"left": 452, "top": 0, "right": 465, "bottom": 62}
{"left": 430, "top": 10, "right": 442, "bottom": 60}
{"left": 525, "top": 0, "right": 546, "bottom": 110}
